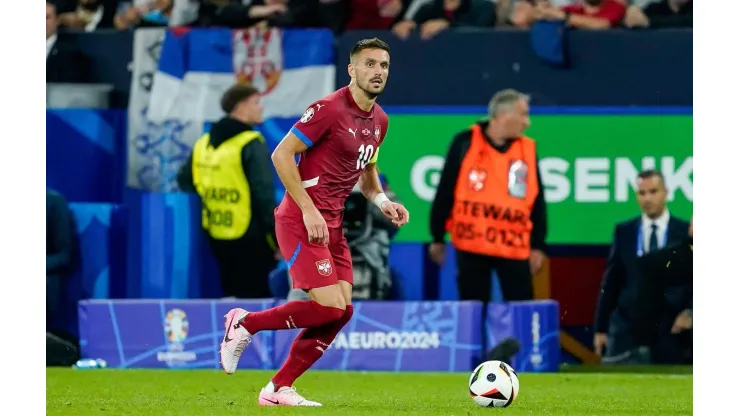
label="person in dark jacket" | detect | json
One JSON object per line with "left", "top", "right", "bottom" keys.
{"left": 620, "top": 216, "right": 692, "bottom": 365}
{"left": 47, "top": 188, "right": 76, "bottom": 317}
{"left": 593, "top": 170, "right": 690, "bottom": 361}
{"left": 177, "top": 84, "right": 278, "bottom": 299}
{"left": 46, "top": 1, "right": 91, "bottom": 84}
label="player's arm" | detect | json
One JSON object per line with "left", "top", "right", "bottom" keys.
{"left": 358, "top": 149, "right": 383, "bottom": 202}
{"left": 272, "top": 101, "right": 332, "bottom": 213}
{"left": 271, "top": 133, "right": 316, "bottom": 213}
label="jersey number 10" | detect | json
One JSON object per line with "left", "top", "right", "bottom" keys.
{"left": 356, "top": 144, "right": 375, "bottom": 170}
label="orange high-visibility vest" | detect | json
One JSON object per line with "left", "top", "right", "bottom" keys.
{"left": 447, "top": 124, "right": 540, "bottom": 260}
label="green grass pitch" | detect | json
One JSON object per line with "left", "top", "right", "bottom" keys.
{"left": 46, "top": 367, "right": 692, "bottom": 415}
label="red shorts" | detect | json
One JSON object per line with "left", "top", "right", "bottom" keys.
{"left": 275, "top": 218, "right": 353, "bottom": 290}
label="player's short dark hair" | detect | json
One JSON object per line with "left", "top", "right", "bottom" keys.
{"left": 350, "top": 38, "right": 390, "bottom": 59}
{"left": 220, "top": 84, "right": 259, "bottom": 114}
{"left": 637, "top": 169, "right": 666, "bottom": 186}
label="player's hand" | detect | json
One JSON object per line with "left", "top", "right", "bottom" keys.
{"left": 381, "top": 201, "right": 410, "bottom": 227}
{"left": 529, "top": 249, "right": 546, "bottom": 276}
{"left": 303, "top": 207, "right": 329, "bottom": 246}
{"left": 671, "top": 310, "right": 693, "bottom": 334}
{"left": 429, "top": 243, "right": 446, "bottom": 266}
{"left": 593, "top": 333, "right": 608, "bottom": 357}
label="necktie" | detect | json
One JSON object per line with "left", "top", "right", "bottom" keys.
{"left": 648, "top": 223, "right": 659, "bottom": 253}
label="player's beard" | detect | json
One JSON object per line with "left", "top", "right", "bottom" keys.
{"left": 359, "top": 80, "right": 383, "bottom": 100}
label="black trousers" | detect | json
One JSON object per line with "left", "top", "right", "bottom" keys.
{"left": 456, "top": 250, "right": 534, "bottom": 302}
{"left": 209, "top": 236, "right": 276, "bottom": 299}
{"left": 633, "top": 238, "right": 693, "bottom": 364}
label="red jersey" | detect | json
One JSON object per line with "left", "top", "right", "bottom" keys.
{"left": 562, "top": 0, "right": 626, "bottom": 27}
{"left": 276, "top": 86, "right": 390, "bottom": 228}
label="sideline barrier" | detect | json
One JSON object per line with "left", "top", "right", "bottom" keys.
{"left": 80, "top": 299, "right": 560, "bottom": 372}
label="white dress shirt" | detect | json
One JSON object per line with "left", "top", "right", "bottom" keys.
{"left": 640, "top": 209, "right": 670, "bottom": 254}
{"left": 46, "top": 34, "right": 57, "bottom": 60}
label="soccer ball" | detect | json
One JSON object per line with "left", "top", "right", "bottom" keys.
{"left": 468, "top": 360, "right": 520, "bottom": 408}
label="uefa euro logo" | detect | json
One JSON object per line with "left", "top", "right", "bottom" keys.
{"left": 164, "top": 308, "right": 189, "bottom": 345}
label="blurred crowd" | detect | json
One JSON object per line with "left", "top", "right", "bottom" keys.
{"left": 47, "top": 0, "right": 692, "bottom": 37}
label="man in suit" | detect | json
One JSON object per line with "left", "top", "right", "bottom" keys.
{"left": 593, "top": 169, "right": 690, "bottom": 361}
{"left": 47, "top": 1, "right": 90, "bottom": 84}
{"left": 629, "top": 216, "right": 693, "bottom": 364}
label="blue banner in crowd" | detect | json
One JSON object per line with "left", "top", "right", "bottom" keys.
{"left": 79, "top": 299, "right": 559, "bottom": 372}
{"left": 486, "top": 300, "right": 560, "bottom": 372}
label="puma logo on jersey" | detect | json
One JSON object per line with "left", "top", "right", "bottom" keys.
{"left": 348, "top": 128, "right": 357, "bottom": 138}
{"left": 316, "top": 103, "right": 325, "bottom": 111}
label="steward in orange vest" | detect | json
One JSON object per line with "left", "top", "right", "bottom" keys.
{"left": 429, "top": 89, "right": 547, "bottom": 302}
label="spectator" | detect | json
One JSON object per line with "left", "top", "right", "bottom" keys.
{"left": 392, "top": 0, "right": 494, "bottom": 39}
{"left": 510, "top": 0, "right": 572, "bottom": 28}
{"left": 114, "top": 0, "right": 181, "bottom": 29}
{"left": 56, "top": 0, "right": 117, "bottom": 31}
{"left": 429, "top": 89, "right": 548, "bottom": 303}
{"left": 514, "top": 0, "right": 625, "bottom": 30}
{"left": 177, "top": 83, "right": 279, "bottom": 299}
{"left": 624, "top": 0, "right": 692, "bottom": 29}
{"left": 592, "top": 170, "right": 690, "bottom": 361}
{"left": 47, "top": 188, "right": 76, "bottom": 319}
{"left": 345, "top": 0, "right": 409, "bottom": 31}
{"left": 197, "top": 0, "right": 327, "bottom": 29}
{"left": 47, "top": 1, "right": 91, "bottom": 83}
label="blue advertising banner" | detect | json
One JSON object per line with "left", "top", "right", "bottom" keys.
{"left": 486, "top": 300, "right": 560, "bottom": 372}
{"left": 274, "top": 301, "right": 483, "bottom": 372}
{"left": 79, "top": 299, "right": 277, "bottom": 369}
{"left": 79, "top": 300, "right": 559, "bottom": 371}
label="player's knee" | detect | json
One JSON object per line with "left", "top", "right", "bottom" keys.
{"left": 315, "top": 295, "right": 346, "bottom": 312}
{"left": 312, "top": 300, "right": 345, "bottom": 324}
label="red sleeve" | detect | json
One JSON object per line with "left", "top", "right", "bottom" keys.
{"left": 561, "top": 4, "right": 582, "bottom": 14}
{"left": 290, "top": 100, "right": 335, "bottom": 147}
{"left": 597, "top": 1, "right": 626, "bottom": 27}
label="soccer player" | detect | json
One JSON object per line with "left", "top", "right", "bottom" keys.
{"left": 219, "top": 38, "right": 410, "bottom": 407}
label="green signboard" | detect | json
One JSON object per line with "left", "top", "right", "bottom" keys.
{"left": 379, "top": 113, "right": 693, "bottom": 245}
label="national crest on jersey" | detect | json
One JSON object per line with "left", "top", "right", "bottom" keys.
{"left": 316, "top": 259, "right": 332, "bottom": 276}
{"left": 300, "top": 106, "right": 314, "bottom": 123}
